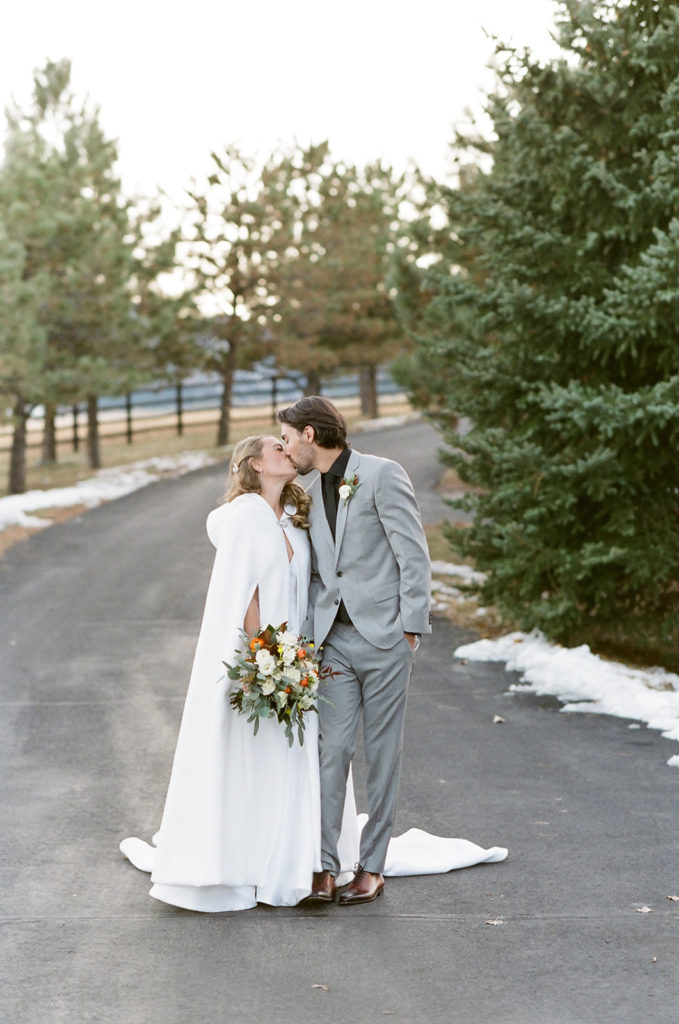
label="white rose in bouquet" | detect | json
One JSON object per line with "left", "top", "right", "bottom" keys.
{"left": 338, "top": 484, "right": 351, "bottom": 501}
{"left": 255, "top": 649, "right": 276, "bottom": 676}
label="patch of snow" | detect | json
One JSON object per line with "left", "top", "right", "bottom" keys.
{"left": 0, "top": 451, "right": 216, "bottom": 531}
{"left": 431, "top": 560, "right": 486, "bottom": 585}
{"left": 455, "top": 629, "right": 679, "bottom": 757}
{"left": 431, "top": 579, "right": 463, "bottom": 598}
{"left": 357, "top": 414, "right": 411, "bottom": 433}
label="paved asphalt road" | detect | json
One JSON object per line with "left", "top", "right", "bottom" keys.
{"left": 1, "top": 420, "right": 677, "bottom": 1024}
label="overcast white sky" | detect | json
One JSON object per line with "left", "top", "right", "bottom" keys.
{"left": 2, "top": 0, "right": 562, "bottom": 198}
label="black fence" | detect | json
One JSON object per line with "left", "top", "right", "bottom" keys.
{"left": 1, "top": 368, "right": 402, "bottom": 454}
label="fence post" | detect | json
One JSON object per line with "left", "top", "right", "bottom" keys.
{"left": 271, "top": 377, "right": 278, "bottom": 424}
{"left": 176, "top": 382, "right": 184, "bottom": 436}
{"left": 72, "top": 405, "right": 79, "bottom": 452}
{"left": 126, "top": 392, "right": 133, "bottom": 444}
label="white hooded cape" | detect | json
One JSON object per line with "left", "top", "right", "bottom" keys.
{"left": 137, "top": 493, "right": 342, "bottom": 911}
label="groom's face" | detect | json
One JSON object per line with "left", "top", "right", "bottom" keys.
{"left": 280, "top": 424, "right": 316, "bottom": 474}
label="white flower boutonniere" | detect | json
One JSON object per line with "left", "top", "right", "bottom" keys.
{"left": 338, "top": 474, "right": 360, "bottom": 504}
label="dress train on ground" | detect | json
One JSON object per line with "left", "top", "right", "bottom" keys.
{"left": 120, "top": 768, "right": 507, "bottom": 912}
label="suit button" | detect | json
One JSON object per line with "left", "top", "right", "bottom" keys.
{"left": 334, "top": 599, "right": 339, "bottom": 605}
{"left": 337, "top": 571, "right": 343, "bottom": 577}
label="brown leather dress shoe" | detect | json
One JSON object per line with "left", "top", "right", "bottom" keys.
{"left": 338, "top": 867, "right": 384, "bottom": 905}
{"left": 306, "top": 870, "right": 337, "bottom": 902}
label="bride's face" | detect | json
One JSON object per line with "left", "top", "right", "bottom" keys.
{"left": 252, "top": 437, "right": 297, "bottom": 484}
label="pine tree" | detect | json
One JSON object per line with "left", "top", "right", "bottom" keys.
{"left": 185, "top": 147, "right": 290, "bottom": 445}
{"left": 325, "top": 161, "right": 413, "bottom": 418}
{"left": 402, "top": 0, "right": 679, "bottom": 656}
{"left": 129, "top": 198, "right": 197, "bottom": 421}
{"left": 269, "top": 144, "right": 347, "bottom": 396}
{"left": 273, "top": 147, "right": 412, "bottom": 414}
{"left": 1, "top": 60, "right": 176, "bottom": 472}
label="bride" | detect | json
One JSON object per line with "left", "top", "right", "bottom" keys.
{"left": 121, "top": 435, "right": 359, "bottom": 911}
{"left": 120, "top": 434, "right": 506, "bottom": 911}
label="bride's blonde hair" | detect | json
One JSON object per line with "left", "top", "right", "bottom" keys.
{"left": 224, "top": 435, "right": 311, "bottom": 530}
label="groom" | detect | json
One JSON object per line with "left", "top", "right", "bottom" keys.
{"left": 279, "top": 396, "right": 431, "bottom": 904}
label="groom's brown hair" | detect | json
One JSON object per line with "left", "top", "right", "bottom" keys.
{"left": 277, "top": 396, "right": 348, "bottom": 449}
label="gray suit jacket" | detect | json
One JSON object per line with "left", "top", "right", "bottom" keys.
{"left": 303, "top": 448, "right": 432, "bottom": 650}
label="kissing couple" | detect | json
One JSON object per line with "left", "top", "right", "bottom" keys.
{"left": 120, "top": 396, "right": 506, "bottom": 910}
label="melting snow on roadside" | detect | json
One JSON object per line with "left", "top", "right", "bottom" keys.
{"left": 0, "top": 451, "right": 215, "bottom": 531}
{"left": 455, "top": 630, "right": 679, "bottom": 766}
{"left": 430, "top": 561, "right": 488, "bottom": 616}
{"left": 430, "top": 560, "right": 486, "bottom": 586}
{"left": 357, "top": 414, "right": 411, "bottom": 433}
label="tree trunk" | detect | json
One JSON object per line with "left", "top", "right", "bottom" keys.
{"left": 41, "top": 401, "right": 57, "bottom": 464}
{"left": 304, "top": 369, "right": 322, "bottom": 396}
{"left": 359, "top": 365, "right": 379, "bottom": 419}
{"left": 9, "top": 398, "right": 29, "bottom": 495}
{"left": 216, "top": 347, "right": 237, "bottom": 447}
{"left": 87, "top": 393, "right": 101, "bottom": 469}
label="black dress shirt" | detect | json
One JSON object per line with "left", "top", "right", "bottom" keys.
{"left": 321, "top": 447, "right": 351, "bottom": 538}
{"left": 321, "top": 447, "right": 352, "bottom": 625}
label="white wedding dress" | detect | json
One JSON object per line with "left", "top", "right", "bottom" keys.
{"left": 120, "top": 493, "right": 506, "bottom": 912}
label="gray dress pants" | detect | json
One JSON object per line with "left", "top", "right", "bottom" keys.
{"left": 318, "top": 622, "right": 415, "bottom": 875}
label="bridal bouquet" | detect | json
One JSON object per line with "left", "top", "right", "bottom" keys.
{"left": 224, "top": 622, "right": 330, "bottom": 747}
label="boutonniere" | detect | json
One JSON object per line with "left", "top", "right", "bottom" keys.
{"left": 338, "top": 474, "right": 360, "bottom": 504}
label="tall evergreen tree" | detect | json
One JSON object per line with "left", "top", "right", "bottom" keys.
{"left": 1, "top": 60, "right": 177, "bottom": 472}
{"left": 129, "top": 198, "right": 197, "bottom": 412}
{"left": 401, "top": 0, "right": 679, "bottom": 655}
{"left": 274, "top": 147, "right": 412, "bottom": 414}
{"left": 324, "top": 161, "right": 413, "bottom": 418}
{"left": 185, "top": 147, "right": 289, "bottom": 445}
{"left": 269, "top": 144, "right": 347, "bottom": 395}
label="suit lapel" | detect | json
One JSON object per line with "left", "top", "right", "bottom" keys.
{"left": 306, "top": 472, "right": 335, "bottom": 555}
{"left": 334, "top": 450, "right": 361, "bottom": 565}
